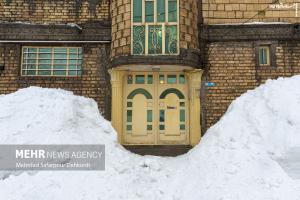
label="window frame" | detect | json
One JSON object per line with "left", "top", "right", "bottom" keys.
{"left": 258, "top": 46, "right": 270, "bottom": 66}
{"left": 131, "top": 0, "right": 180, "bottom": 56}
{"left": 255, "top": 42, "right": 276, "bottom": 68}
{"left": 20, "top": 46, "right": 83, "bottom": 77}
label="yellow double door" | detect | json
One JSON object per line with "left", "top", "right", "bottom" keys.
{"left": 123, "top": 72, "right": 189, "bottom": 145}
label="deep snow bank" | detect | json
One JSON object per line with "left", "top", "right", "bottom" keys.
{"left": 0, "top": 76, "right": 300, "bottom": 199}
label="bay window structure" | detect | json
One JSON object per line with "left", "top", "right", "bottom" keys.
{"left": 21, "top": 47, "right": 83, "bottom": 76}
{"left": 132, "top": 0, "right": 179, "bottom": 55}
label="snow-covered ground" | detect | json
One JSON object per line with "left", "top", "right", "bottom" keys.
{"left": 0, "top": 76, "right": 300, "bottom": 200}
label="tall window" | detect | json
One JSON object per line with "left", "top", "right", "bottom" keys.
{"left": 132, "top": 0, "right": 179, "bottom": 55}
{"left": 258, "top": 46, "right": 270, "bottom": 66}
{"left": 21, "top": 47, "right": 82, "bottom": 76}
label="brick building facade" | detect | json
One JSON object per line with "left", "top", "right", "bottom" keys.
{"left": 1, "top": 0, "right": 300, "bottom": 150}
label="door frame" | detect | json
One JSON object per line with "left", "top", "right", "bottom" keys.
{"left": 109, "top": 67, "right": 203, "bottom": 146}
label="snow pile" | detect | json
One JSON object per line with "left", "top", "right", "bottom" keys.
{"left": 0, "top": 75, "right": 300, "bottom": 199}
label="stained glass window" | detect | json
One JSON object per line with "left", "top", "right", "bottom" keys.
{"left": 133, "top": 26, "right": 146, "bottom": 55}
{"left": 148, "top": 26, "right": 163, "bottom": 54}
{"left": 165, "top": 25, "right": 178, "bottom": 54}
{"left": 132, "top": 0, "right": 178, "bottom": 55}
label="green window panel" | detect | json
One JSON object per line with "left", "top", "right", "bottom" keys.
{"left": 39, "top": 53, "right": 51, "bottom": 59}
{"left": 27, "top": 59, "right": 37, "bottom": 64}
{"left": 54, "top": 54, "right": 67, "bottom": 59}
{"left": 167, "top": 75, "right": 177, "bottom": 84}
{"left": 68, "top": 71, "right": 78, "bottom": 76}
{"left": 145, "top": 0, "right": 154, "bottom": 22}
{"left": 38, "top": 64, "right": 51, "bottom": 70}
{"left": 70, "top": 54, "right": 78, "bottom": 59}
{"left": 157, "top": 0, "right": 165, "bottom": 22}
{"left": 180, "top": 124, "right": 185, "bottom": 130}
{"left": 159, "top": 125, "right": 165, "bottom": 130}
{"left": 69, "top": 65, "right": 77, "bottom": 70}
{"left": 127, "top": 75, "right": 133, "bottom": 84}
{"left": 147, "top": 110, "right": 153, "bottom": 122}
{"left": 160, "top": 110, "right": 165, "bottom": 122}
{"left": 168, "top": 0, "right": 177, "bottom": 22}
{"left": 133, "top": 26, "right": 146, "bottom": 55}
{"left": 28, "top": 48, "right": 37, "bottom": 53}
{"left": 180, "top": 110, "right": 185, "bottom": 122}
{"left": 26, "top": 70, "right": 36, "bottom": 75}
{"left": 127, "top": 110, "right": 132, "bottom": 122}
{"left": 147, "top": 75, "right": 153, "bottom": 84}
{"left": 53, "top": 65, "right": 67, "bottom": 70}
{"left": 148, "top": 25, "right": 162, "bottom": 54}
{"left": 179, "top": 74, "right": 185, "bottom": 84}
{"left": 39, "top": 48, "right": 51, "bottom": 53}
{"left": 39, "top": 59, "right": 51, "bottom": 64}
{"left": 54, "top": 48, "right": 67, "bottom": 53}
{"left": 135, "top": 75, "right": 145, "bottom": 84}
{"left": 38, "top": 71, "right": 51, "bottom": 76}
{"left": 127, "top": 102, "right": 133, "bottom": 107}
{"left": 159, "top": 75, "right": 165, "bottom": 84}
{"left": 127, "top": 125, "right": 132, "bottom": 131}
{"left": 27, "top": 65, "right": 36, "bottom": 70}
{"left": 70, "top": 48, "right": 78, "bottom": 54}
{"left": 180, "top": 102, "right": 185, "bottom": 107}
{"left": 26, "top": 54, "right": 37, "bottom": 59}
{"left": 54, "top": 60, "right": 67, "bottom": 64}
{"left": 133, "top": 0, "right": 143, "bottom": 22}
{"left": 165, "top": 25, "right": 178, "bottom": 54}
{"left": 53, "top": 71, "right": 67, "bottom": 76}
{"left": 147, "top": 125, "right": 153, "bottom": 131}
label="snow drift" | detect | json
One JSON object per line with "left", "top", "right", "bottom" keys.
{"left": 0, "top": 76, "right": 300, "bottom": 200}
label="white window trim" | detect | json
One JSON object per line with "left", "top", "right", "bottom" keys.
{"left": 258, "top": 46, "right": 270, "bottom": 66}
{"left": 131, "top": 0, "right": 180, "bottom": 56}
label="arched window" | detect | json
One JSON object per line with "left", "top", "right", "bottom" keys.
{"left": 132, "top": 0, "right": 179, "bottom": 55}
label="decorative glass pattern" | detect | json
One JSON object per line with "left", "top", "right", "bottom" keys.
{"left": 132, "top": 0, "right": 178, "bottom": 55}
{"left": 148, "top": 25, "right": 163, "bottom": 54}
{"left": 22, "top": 47, "right": 82, "bottom": 76}
{"left": 165, "top": 25, "right": 178, "bottom": 54}
{"left": 133, "top": 26, "right": 146, "bottom": 55}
